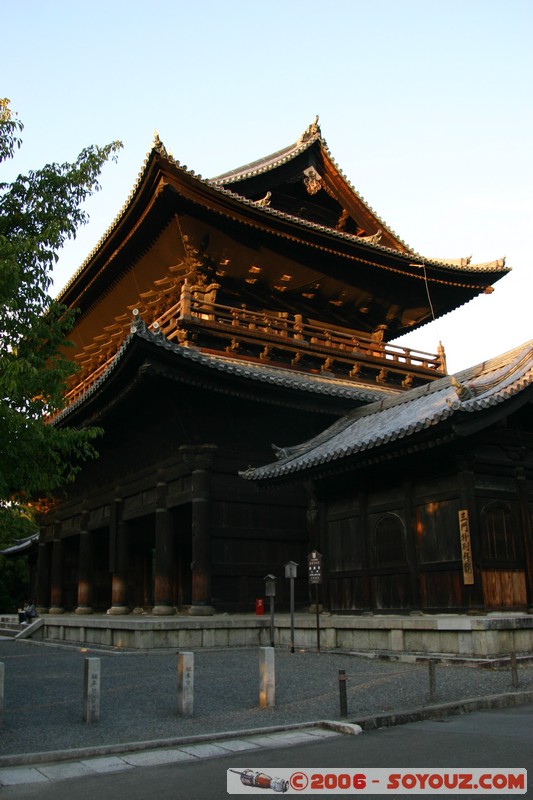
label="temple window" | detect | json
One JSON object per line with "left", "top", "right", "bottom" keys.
{"left": 373, "top": 513, "right": 406, "bottom": 567}
{"left": 480, "top": 502, "right": 520, "bottom": 563}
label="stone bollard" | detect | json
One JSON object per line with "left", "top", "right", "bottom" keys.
{"left": 428, "top": 659, "right": 437, "bottom": 703}
{"left": 338, "top": 669, "right": 348, "bottom": 718}
{"left": 259, "top": 646, "right": 275, "bottom": 708}
{"left": 83, "top": 657, "right": 100, "bottom": 723}
{"left": 178, "top": 651, "right": 194, "bottom": 715}
{"left": 510, "top": 652, "right": 519, "bottom": 688}
{"left": 0, "top": 662, "right": 4, "bottom": 720}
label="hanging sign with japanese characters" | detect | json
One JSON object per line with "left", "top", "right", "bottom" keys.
{"left": 307, "top": 550, "right": 323, "bottom": 584}
{"left": 458, "top": 509, "right": 474, "bottom": 585}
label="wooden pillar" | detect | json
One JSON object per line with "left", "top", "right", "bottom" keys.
{"left": 35, "top": 537, "right": 52, "bottom": 614}
{"left": 153, "top": 475, "right": 176, "bottom": 615}
{"left": 180, "top": 444, "right": 217, "bottom": 616}
{"left": 76, "top": 511, "right": 93, "bottom": 614}
{"left": 49, "top": 526, "right": 65, "bottom": 614}
{"left": 403, "top": 478, "right": 422, "bottom": 610}
{"left": 359, "top": 488, "right": 372, "bottom": 611}
{"left": 515, "top": 467, "right": 533, "bottom": 609}
{"left": 108, "top": 499, "right": 129, "bottom": 615}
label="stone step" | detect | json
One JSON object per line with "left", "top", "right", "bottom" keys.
{"left": 0, "top": 626, "right": 20, "bottom": 637}
{"left": 0, "top": 616, "right": 24, "bottom": 636}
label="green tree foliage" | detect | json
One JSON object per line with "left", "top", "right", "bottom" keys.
{"left": 0, "top": 554, "right": 29, "bottom": 613}
{"left": 0, "top": 99, "right": 122, "bottom": 545}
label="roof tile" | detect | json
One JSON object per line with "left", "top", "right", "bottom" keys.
{"left": 242, "top": 340, "right": 533, "bottom": 481}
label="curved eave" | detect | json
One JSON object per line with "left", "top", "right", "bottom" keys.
{"left": 0, "top": 533, "right": 39, "bottom": 557}
{"left": 57, "top": 146, "right": 170, "bottom": 308}
{"left": 242, "top": 340, "right": 533, "bottom": 484}
{"left": 171, "top": 168, "right": 509, "bottom": 293}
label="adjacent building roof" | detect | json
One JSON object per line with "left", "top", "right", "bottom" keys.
{"left": 1, "top": 533, "right": 39, "bottom": 557}
{"left": 241, "top": 339, "right": 533, "bottom": 483}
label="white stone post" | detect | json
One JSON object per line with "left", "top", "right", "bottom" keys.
{"left": 178, "top": 651, "right": 194, "bottom": 715}
{"left": 259, "top": 646, "right": 275, "bottom": 708}
{"left": 83, "top": 657, "right": 100, "bottom": 723}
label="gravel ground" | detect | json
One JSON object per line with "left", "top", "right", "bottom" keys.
{"left": 0, "top": 638, "right": 532, "bottom": 757}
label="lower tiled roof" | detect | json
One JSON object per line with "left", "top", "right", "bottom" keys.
{"left": 54, "top": 321, "right": 399, "bottom": 424}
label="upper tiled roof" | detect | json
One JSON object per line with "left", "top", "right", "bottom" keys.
{"left": 214, "top": 183, "right": 507, "bottom": 274}
{"left": 212, "top": 118, "right": 323, "bottom": 184}
{"left": 211, "top": 117, "right": 415, "bottom": 254}
{"left": 242, "top": 340, "right": 533, "bottom": 482}
{"left": 57, "top": 123, "right": 509, "bottom": 305}
{"left": 53, "top": 320, "right": 399, "bottom": 425}
{"left": 210, "top": 120, "right": 509, "bottom": 276}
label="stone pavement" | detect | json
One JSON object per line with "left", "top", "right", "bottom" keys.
{"left": 0, "top": 725, "right": 350, "bottom": 788}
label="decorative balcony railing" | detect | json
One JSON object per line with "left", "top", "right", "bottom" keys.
{"left": 61, "top": 280, "right": 446, "bottom": 413}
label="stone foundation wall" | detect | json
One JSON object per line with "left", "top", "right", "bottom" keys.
{"left": 14, "top": 613, "right": 533, "bottom": 658}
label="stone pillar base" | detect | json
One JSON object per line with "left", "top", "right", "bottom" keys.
{"left": 36, "top": 606, "right": 49, "bottom": 616}
{"left": 152, "top": 605, "right": 176, "bottom": 616}
{"left": 48, "top": 606, "right": 65, "bottom": 615}
{"left": 107, "top": 605, "right": 129, "bottom": 615}
{"left": 75, "top": 606, "right": 94, "bottom": 615}
{"left": 188, "top": 604, "right": 215, "bottom": 616}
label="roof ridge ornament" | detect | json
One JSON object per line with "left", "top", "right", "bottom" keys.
{"left": 451, "top": 376, "right": 474, "bottom": 401}
{"left": 254, "top": 191, "right": 272, "bottom": 207}
{"left": 359, "top": 229, "right": 383, "bottom": 245}
{"left": 297, "top": 115, "right": 321, "bottom": 145}
{"left": 432, "top": 256, "right": 472, "bottom": 268}
{"left": 153, "top": 130, "right": 168, "bottom": 157}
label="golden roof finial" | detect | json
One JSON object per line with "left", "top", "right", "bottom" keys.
{"left": 297, "top": 115, "right": 321, "bottom": 145}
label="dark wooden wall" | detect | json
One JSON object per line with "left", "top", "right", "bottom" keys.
{"left": 40, "top": 374, "right": 334, "bottom": 611}
{"left": 321, "top": 415, "right": 533, "bottom": 613}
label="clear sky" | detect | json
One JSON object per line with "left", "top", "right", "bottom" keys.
{"left": 3, "top": 0, "right": 533, "bottom": 373}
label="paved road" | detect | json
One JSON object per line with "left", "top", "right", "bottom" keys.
{"left": 1, "top": 705, "right": 531, "bottom": 799}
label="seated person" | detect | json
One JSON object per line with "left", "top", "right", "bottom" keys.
{"left": 23, "top": 602, "right": 37, "bottom": 622}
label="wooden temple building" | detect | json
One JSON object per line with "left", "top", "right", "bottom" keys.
{"left": 34, "top": 118, "right": 524, "bottom": 620}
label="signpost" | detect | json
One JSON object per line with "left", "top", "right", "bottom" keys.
{"left": 284, "top": 560, "right": 298, "bottom": 653}
{"left": 264, "top": 574, "right": 276, "bottom": 647}
{"left": 307, "top": 550, "right": 322, "bottom": 653}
